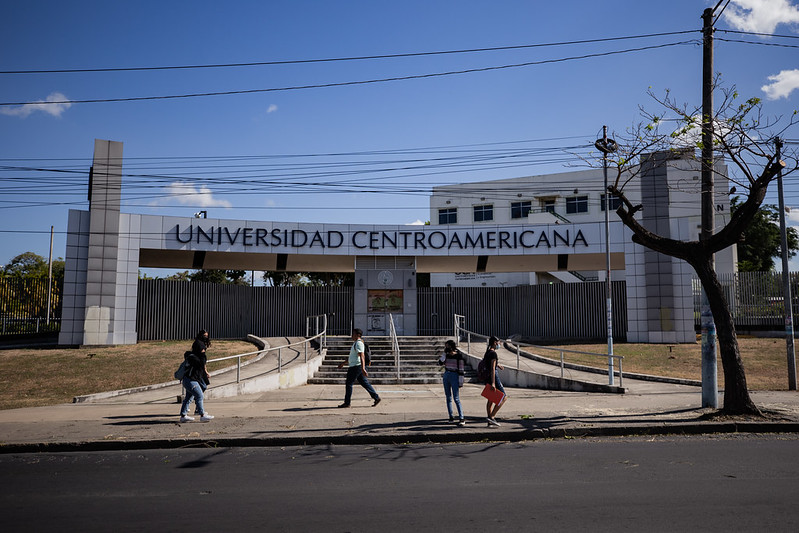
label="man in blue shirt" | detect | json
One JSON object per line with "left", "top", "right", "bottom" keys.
{"left": 337, "top": 328, "right": 381, "bottom": 408}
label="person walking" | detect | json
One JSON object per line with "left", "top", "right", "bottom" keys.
{"left": 179, "top": 329, "right": 214, "bottom": 422}
{"left": 438, "top": 339, "right": 466, "bottom": 426}
{"left": 337, "top": 328, "right": 381, "bottom": 408}
{"left": 483, "top": 335, "right": 506, "bottom": 427}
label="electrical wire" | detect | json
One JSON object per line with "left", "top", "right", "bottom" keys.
{"left": 0, "top": 31, "right": 698, "bottom": 75}
{"left": 0, "top": 41, "right": 696, "bottom": 107}
{"left": 716, "top": 38, "right": 799, "bottom": 49}
{"left": 717, "top": 29, "right": 799, "bottom": 40}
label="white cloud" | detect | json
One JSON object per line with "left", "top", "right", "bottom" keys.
{"left": 667, "top": 116, "right": 738, "bottom": 148}
{"left": 152, "top": 181, "right": 233, "bottom": 208}
{"left": 762, "top": 69, "right": 799, "bottom": 99}
{"left": 723, "top": 0, "right": 799, "bottom": 34}
{"left": 0, "top": 92, "right": 72, "bottom": 118}
{"left": 266, "top": 104, "right": 278, "bottom": 113}
{"left": 407, "top": 219, "right": 426, "bottom": 225}
{"left": 786, "top": 206, "right": 799, "bottom": 225}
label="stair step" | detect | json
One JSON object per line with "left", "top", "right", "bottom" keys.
{"left": 308, "top": 377, "right": 444, "bottom": 385}
{"left": 311, "top": 335, "right": 463, "bottom": 385}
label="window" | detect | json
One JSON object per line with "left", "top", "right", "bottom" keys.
{"left": 541, "top": 199, "right": 556, "bottom": 213}
{"left": 473, "top": 204, "right": 493, "bottom": 222}
{"left": 600, "top": 193, "right": 622, "bottom": 211}
{"left": 438, "top": 207, "right": 457, "bottom": 225}
{"left": 511, "top": 201, "right": 532, "bottom": 219}
{"left": 565, "top": 195, "right": 588, "bottom": 214}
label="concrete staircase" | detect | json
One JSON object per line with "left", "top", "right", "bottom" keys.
{"left": 309, "top": 336, "right": 476, "bottom": 385}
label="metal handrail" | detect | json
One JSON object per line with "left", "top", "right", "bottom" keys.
{"left": 453, "top": 315, "right": 624, "bottom": 387}
{"left": 512, "top": 342, "right": 624, "bottom": 388}
{"left": 388, "top": 313, "right": 400, "bottom": 379}
{"left": 305, "top": 314, "right": 328, "bottom": 350}
{"left": 207, "top": 314, "right": 327, "bottom": 383}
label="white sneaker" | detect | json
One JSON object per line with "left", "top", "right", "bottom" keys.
{"left": 487, "top": 417, "right": 501, "bottom": 427}
{"left": 180, "top": 415, "right": 194, "bottom": 422}
{"left": 200, "top": 414, "right": 214, "bottom": 422}
{"left": 457, "top": 420, "right": 466, "bottom": 427}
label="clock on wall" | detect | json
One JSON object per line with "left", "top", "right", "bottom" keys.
{"left": 377, "top": 270, "right": 394, "bottom": 287}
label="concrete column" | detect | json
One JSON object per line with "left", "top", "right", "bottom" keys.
{"left": 82, "top": 139, "right": 124, "bottom": 344}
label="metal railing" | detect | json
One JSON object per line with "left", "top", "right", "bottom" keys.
{"left": 206, "top": 314, "right": 327, "bottom": 383}
{"left": 693, "top": 272, "right": 799, "bottom": 328}
{"left": 453, "top": 314, "right": 624, "bottom": 387}
{"left": 511, "top": 342, "right": 624, "bottom": 388}
{"left": 305, "top": 314, "right": 329, "bottom": 351}
{"left": 2, "top": 317, "right": 61, "bottom": 335}
{"left": 388, "top": 313, "right": 400, "bottom": 379}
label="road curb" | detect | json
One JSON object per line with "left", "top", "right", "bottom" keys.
{"left": 2, "top": 421, "right": 798, "bottom": 454}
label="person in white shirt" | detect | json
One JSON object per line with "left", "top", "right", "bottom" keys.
{"left": 337, "top": 328, "right": 381, "bottom": 408}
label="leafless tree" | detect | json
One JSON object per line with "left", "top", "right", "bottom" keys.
{"left": 601, "top": 85, "right": 798, "bottom": 414}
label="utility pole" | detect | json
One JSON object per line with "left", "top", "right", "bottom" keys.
{"left": 595, "top": 126, "right": 617, "bottom": 386}
{"left": 700, "top": 7, "right": 718, "bottom": 408}
{"left": 776, "top": 137, "right": 798, "bottom": 390}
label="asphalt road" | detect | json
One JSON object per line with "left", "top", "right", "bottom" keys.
{"left": 2, "top": 434, "right": 798, "bottom": 532}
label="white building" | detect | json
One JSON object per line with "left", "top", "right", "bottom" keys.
{"left": 429, "top": 149, "right": 736, "bottom": 287}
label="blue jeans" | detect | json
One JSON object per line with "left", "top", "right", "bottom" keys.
{"left": 443, "top": 370, "right": 463, "bottom": 420}
{"left": 493, "top": 374, "right": 505, "bottom": 395}
{"left": 344, "top": 365, "right": 379, "bottom": 404}
{"left": 180, "top": 378, "right": 206, "bottom": 416}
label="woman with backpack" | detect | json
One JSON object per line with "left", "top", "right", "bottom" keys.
{"left": 483, "top": 336, "right": 506, "bottom": 427}
{"left": 438, "top": 339, "right": 466, "bottom": 426}
{"left": 179, "top": 329, "right": 214, "bottom": 423}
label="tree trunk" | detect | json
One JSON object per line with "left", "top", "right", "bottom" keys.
{"left": 692, "top": 255, "right": 761, "bottom": 415}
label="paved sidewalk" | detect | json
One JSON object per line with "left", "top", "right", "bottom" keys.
{"left": 2, "top": 336, "right": 798, "bottom": 452}
{"left": 1, "top": 377, "right": 798, "bottom": 452}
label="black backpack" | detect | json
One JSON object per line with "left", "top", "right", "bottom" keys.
{"left": 363, "top": 342, "right": 372, "bottom": 366}
{"left": 477, "top": 358, "right": 490, "bottom": 382}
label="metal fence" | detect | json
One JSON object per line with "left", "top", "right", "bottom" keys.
{"left": 0, "top": 277, "right": 62, "bottom": 335}
{"left": 136, "top": 280, "right": 627, "bottom": 342}
{"left": 13, "top": 272, "right": 799, "bottom": 340}
{"left": 137, "top": 280, "right": 353, "bottom": 340}
{"left": 417, "top": 281, "right": 628, "bottom": 341}
{"left": 8, "top": 272, "right": 799, "bottom": 340}
{"left": 693, "top": 271, "right": 799, "bottom": 329}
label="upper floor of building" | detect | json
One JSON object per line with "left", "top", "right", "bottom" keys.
{"left": 429, "top": 149, "right": 732, "bottom": 233}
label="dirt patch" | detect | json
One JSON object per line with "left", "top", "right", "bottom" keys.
{"left": 0, "top": 339, "right": 256, "bottom": 410}
{"left": 540, "top": 336, "right": 797, "bottom": 391}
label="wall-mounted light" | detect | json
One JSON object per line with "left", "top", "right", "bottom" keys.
{"left": 445, "top": 200, "right": 451, "bottom": 204}
{"left": 573, "top": 189, "right": 579, "bottom": 194}
{"left": 517, "top": 193, "right": 523, "bottom": 197}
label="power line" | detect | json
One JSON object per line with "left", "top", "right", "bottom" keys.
{"left": 717, "top": 29, "right": 799, "bottom": 40}
{"left": 0, "top": 31, "right": 698, "bottom": 75}
{"left": 716, "top": 38, "right": 799, "bottom": 49}
{"left": 0, "top": 41, "right": 696, "bottom": 107}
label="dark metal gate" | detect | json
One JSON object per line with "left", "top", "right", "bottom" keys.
{"left": 137, "top": 280, "right": 626, "bottom": 342}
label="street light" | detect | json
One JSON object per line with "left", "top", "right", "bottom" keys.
{"left": 595, "top": 126, "right": 618, "bottom": 386}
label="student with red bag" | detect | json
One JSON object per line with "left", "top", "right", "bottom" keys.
{"left": 482, "top": 336, "right": 507, "bottom": 427}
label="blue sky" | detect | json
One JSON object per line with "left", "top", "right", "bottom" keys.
{"left": 2, "top": 0, "right": 799, "bottom": 272}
